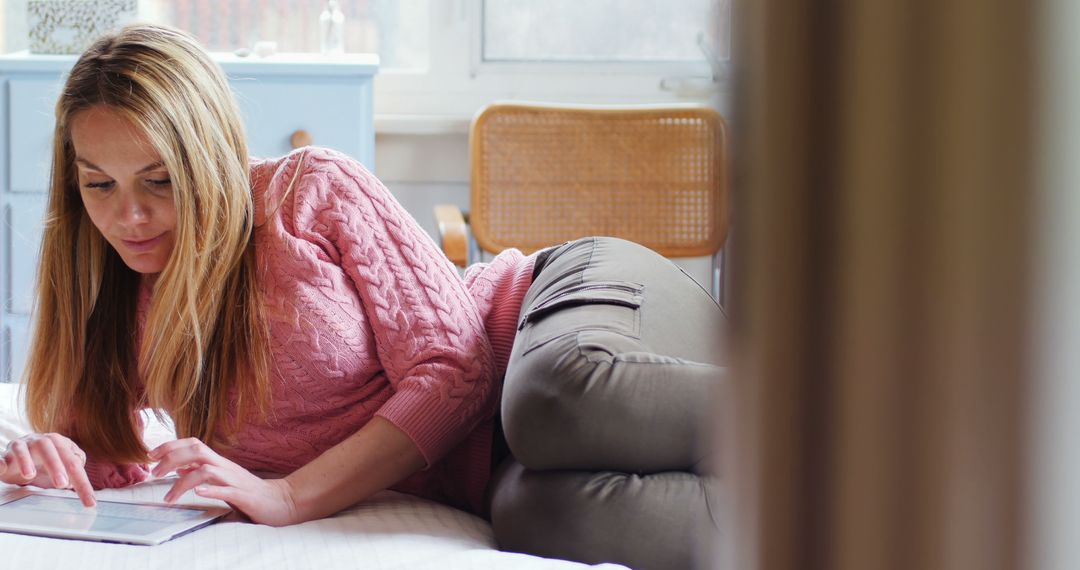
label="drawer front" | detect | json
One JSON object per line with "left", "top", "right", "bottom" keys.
{"left": 2, "top": 315, "right": 30, "bottom": 383}
{"left": 5, "top": 75, "right": 375, "bottom": 194}
{"left": 230, "top": 77, "right": 373, "bottom": 168}
{"left": 6, "top": 195, "right": 47, "bottom": 315}
{"left": 8, "top": 77, "right": 62, "bottom": 193}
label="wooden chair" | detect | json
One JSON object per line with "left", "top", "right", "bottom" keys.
{"left": 435, "top": 102, "right": 730, "bottom": 300}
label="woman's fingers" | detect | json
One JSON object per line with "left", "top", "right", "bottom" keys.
{"left": 190, "top": 478, "right": 298, "bottom": 527}
{"left": 1, "top": 441, "right": 32, "bottom": 484}
{"left": 164, "top": 464, "right": 226, "bottom": 503}
{"left": 33, "top": 438, "right": 69, "bottom": 489}
{"left": 193, "top": 485, "right": 270, "bottom": 525}
{"left": 150, "top": 438, "right": 218, "bottom": 478}
{"left": 0, "top": 435, "right": 94, "bottom": 507}
{"left": 150, "top": 438, "right": 284, "bottom": 520}
{"left": 192, "top": 484, "right": 240, "bottom": 505}
{"left": 149, "top": 438, "right": 209, "bottom": 461}
{"left": 57, "top": 447, "right": 95, "bottom": 507}
{"left": 10, "top": 440, "right": 36, "bottom": 480}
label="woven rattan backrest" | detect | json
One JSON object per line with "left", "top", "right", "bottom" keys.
{"left": 469, "top": 103, "right": 728, "bottom": 257}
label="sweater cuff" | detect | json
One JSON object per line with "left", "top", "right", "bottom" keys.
{"left": 375, "top": 384, "right": 492, "bottom": 468}
{"left": 84, "top": 458, "right": 150, "bottom": 490}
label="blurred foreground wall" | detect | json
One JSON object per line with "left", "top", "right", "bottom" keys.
{"left": 1027, "top": 0, "right": 1080, "bottom": 568}
{"left": 724, "top": 1, "right": 1041, "bottom": 569}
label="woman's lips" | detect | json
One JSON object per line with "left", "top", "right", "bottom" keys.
{"left": 122, "top": 234, "right": 164, "bottom": 253}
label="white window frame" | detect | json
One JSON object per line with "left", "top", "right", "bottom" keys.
{"left": 373, "top": 0, "right": 728, "bottom": 119}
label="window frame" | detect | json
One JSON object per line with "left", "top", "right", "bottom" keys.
{"left": 372, "top": 0, "right": 728, "bottom": 118}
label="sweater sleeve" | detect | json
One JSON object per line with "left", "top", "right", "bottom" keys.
{"left": 294, "top": 148, "right": 498, "bottom": 466}
{"left": 81, "top": 411, "right": 150, "bottom": 490}
{"left": 84, "top": 458, "right": 150, "bottom": 490}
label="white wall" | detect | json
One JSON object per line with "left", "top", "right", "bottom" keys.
{"left": 1028, "top": 0, "right": 1080, "bottom": 566}
{"left": 375, "top": 130, "right": 471, "bottom": 240}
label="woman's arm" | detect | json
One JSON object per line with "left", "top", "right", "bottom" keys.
{"left": 151, "top": 149, "right": 496, "bottom": 524}
{"left": 152, "top": 416, "right": 424, "bottom": 526}
{"left": 284, "top": 416, "right": 426, "bottom": 521}
{"left": 301, "top": 148, "right": 499, "bottom": 466}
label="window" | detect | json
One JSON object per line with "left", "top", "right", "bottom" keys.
{"left": 143, "top": 0, "right": 428, "bottom": 70}
{"left": 0, "top": 0, "right": 730, "bottom": 117}
{"left": 482, "top": 0, "right": 725, "bottom": 63}
{"left": 373, "top": 0, "right": 729, "bottom": 117}
{"left": 1, "top": 0, "right": 429, "bottom": 70}
{"left": 0, "top": 0, "right": 26, "bottom": 52}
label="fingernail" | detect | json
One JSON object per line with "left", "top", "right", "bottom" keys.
{"left": 195, "top": 487, "right": 206, "bottom": 494}
{"left": 57, "top": 475, "right": 69, "bottom": 488}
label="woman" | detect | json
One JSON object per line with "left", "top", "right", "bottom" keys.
{"left": 0, "top": 25, "right": 722, "bottom": 569}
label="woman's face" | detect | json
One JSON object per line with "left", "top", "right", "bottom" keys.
{"left": 70, "top": 106, "right": 176, "bottom": 274}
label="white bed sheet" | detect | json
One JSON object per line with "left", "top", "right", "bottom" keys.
{"left": 0, "top": 383, "right": 624, "bottom": 570}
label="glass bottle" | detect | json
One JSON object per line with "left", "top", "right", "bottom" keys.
{"left": 320, "top": 0, "right": 345, "bottom": 55}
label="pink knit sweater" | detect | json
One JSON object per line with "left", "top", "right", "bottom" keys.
{"left": 82, "top": 147, "right": 536, "bottom": 515}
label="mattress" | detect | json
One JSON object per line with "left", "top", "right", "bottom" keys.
{"left": 0, "top": 383, "right": 623, "bottom": 569}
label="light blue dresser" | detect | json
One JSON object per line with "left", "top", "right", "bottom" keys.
{"left": 0, "top": 52, "right": 379, "bottom": 383}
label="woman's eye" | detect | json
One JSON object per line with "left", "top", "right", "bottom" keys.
{"left": 146, "top": 178, "right": 171, "bottom": 186}
{"left": 83, "top": 180, "right": 114, "bottom": 190}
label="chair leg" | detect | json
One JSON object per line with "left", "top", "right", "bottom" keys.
{"left": 712, "top": 250, "right": 725, "bottom": 307}
{"left": 468, "top": 233, "right": 481, "bottom": 266}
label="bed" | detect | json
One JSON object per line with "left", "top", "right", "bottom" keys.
{"left": 0, "top": 383, "right": 623, "bottom": 569}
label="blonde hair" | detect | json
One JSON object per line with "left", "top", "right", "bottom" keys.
{"left": 25, "top": 24, "right": 271, "bottom": 462}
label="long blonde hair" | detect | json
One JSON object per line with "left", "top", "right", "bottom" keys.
{"left": 25, "top": 24, "right": 271, "bottom": 462}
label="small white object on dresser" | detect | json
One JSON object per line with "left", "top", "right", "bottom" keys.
{"left": 0, "top": 51, "right": 379, "bottom": 383}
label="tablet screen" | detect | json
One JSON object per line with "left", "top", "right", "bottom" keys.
{"left": 0, "top": 495, "right": 208, "bottom": 536}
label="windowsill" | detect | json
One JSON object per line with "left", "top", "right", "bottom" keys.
{"left": 374, "top": 114, "right": 471, "bottom": 136}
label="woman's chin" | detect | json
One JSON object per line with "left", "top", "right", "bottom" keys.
{"left": 118, "top": 253, "right": 167, "bottom": 274}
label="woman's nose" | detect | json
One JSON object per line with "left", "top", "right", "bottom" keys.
{"left": 118, "top": 192, "right": 151, "bottom": 226}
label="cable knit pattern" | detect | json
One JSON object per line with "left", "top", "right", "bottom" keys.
{"left": 81, "top": 147, "right": 537, "bottom": 515}
{"left": 257, "top": 147, "right": 499, "bottom": 467}
{"left": 462, "top": 249, "right": 538, "bottom": 381}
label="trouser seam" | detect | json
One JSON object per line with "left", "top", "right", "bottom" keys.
{"left": 580, "top": 236, "right": 597, "bottom": 286}
{"left": 701, "top": 476, "right": 722, "bottom": 531}
{"left": 610, "top": 357, "right": 718, "bottom": 368}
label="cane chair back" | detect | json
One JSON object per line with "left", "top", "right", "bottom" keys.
{"left": 469, "top": 103, "right": 729, "bottom": 258}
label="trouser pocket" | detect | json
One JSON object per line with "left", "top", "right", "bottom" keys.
{"left": 518, "top": 280, "right": 644, "bottom": 355}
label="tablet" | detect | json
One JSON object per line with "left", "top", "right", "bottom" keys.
{"left": 0, "top": 489, "right": 231, "bottom": 545}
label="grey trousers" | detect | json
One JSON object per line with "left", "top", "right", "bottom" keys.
{"left": 489, "top": 237, "right": 725, "bottom": 570}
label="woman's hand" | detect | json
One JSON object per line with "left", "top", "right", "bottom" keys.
{"left": 0, "top": 433, "right": 96, "bottom": 507}
{"left": 150, "top": 438, "right": 300, "bottom": 527}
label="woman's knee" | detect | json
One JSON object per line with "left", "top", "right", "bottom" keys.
{"left": 489, "top": 460, "right": 719, "bottom": 570}
{"left": 502, "top": 329, "right": 723, "bottom": 472}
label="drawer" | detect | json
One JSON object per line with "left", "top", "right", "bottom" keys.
{"left": 230, "top": 77, "right": 373, "bottom": 167}
{"left": 7, "top": 77, "right": 62, "bottom": 193}
{"left": 2, "top": 315, "right": 30, "bottom": 383}
{"left": 5, "top": 194, "right": 47, "bottom": 315}
{"left": 5, "top": 75, "right": 375, "bottom": 195}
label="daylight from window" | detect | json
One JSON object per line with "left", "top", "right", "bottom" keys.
{"left": 483, "top": 0, "right": 727, "bottom": 62}
{"left": 0, "top": 0, "right": 428, "bottom": 69}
